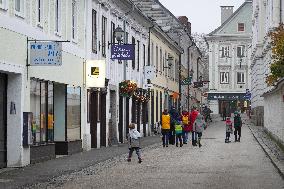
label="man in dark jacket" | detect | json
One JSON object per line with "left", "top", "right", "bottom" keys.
{"left": 234, "top": 111, "right": 242, "bottom": 142}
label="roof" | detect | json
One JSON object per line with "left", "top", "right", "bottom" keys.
{"left": 208, "top": 0, "right": 252, "bottom": 36}
{"left": 262, "top": 78, "right": 284, "bottom": 97}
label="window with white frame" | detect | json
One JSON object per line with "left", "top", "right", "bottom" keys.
{"left": 37, "top": 0, "right": 43, "bottom": 25}
{"left": 238, "top": 23, "right": 245, "bottom": 32}
{"left": 0, "top": 0, "right": 7, "bottom": 10}
{"left": 220, "top": 72, "right": 229, "bottom": 84}
{"left": 55, "top": 0, "right": 62, "bottom": 34}
{"left": 220, "top": 46, "right": 230, "bottom": 58}
{"left": 237, "top": 72, "right": 245, "bottom": 84}
{"left": 71, "top": 0, "right": 77, "bottom": 41}
{"left": 15, "top": 0, "right": 24, "bottom": 17}
{"left": 237, "top": 45, "right": 245, "bottom": 57}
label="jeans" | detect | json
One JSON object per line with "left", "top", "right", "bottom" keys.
{"left": 161, "top": 129, "right": 170, "bottom": 146}
{"left": 183, "top": 131, "right": 189, "bottom": 143}
{"left": 176, "top": 134, "right": 183, "bottom": 146}
{"left": 128, "top": 147, "right": 141, "bottom": 159}
{"left": 192, "top": 131, "right": 197, "bottom": 145}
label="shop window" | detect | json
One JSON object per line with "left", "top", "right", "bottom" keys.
{"left": 30, "top": 79, "right": 54, "bottom": 144}
{"left": 67, "top": 86, "right": 81, "bottom": 141}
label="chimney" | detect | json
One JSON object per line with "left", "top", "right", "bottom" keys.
{"left": 178, "top": 16, "right": 191, "bottom": 34}
{"left": 220, "top": 6, "right": 234, "bottom": 25}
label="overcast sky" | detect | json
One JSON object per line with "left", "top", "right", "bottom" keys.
{"left": 158, "top": 0, "right": 245, "bottom": 34}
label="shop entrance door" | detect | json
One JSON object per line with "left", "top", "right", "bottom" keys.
{"left": 0, "top": 74, "right": 7, "bottom": 168}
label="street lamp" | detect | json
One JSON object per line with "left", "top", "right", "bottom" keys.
{"left": 114, "top": 26, "right": 124, "bottom": 44}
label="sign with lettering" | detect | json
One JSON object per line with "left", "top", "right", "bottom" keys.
{"left": 207, "top": 93, "right": 246, "bottom": 100}
{"left": 30, "top": 42, "right": 62, "bottom": 66}
{"left": 111, "top": 44, "right": 135, "bottom": 60}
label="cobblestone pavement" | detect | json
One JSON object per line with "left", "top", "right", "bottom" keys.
{"left": 27, "top": 117, "right": 284, "bottom": 189}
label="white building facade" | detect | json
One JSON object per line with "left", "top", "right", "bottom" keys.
{"left": 251, "top": 0, "right": 284, "bottom": 126}
{"left": 206, "top": 1, "right": 252, "bottom": 115}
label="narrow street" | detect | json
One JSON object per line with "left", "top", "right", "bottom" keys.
{"left": 28, "top": 116, "right": 284, "bottom": 189}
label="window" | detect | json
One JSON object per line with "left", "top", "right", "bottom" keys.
{"left": 220, "top": 46, "right": 230, "bottom": 58}
{"left": 238, "top": 23, "right": 245, "bottom": 32}
{"left": 0, "top": 0, "right": 7, "bottom": 10}
{"left": 55, "top": 0, "right": 62, "bottom": 34}
{"left": 156, "top": 46, "right": 158, "bottom": 72}
{"left": 67, "top": 86, "right": 81, "bottom": 140}
{"left": 102, "top": 16, "right": 107, "bottom": 57}
{"left": 160, "top": 48, "right": 162, "bottom": 73}
{"left": 220, "top": 72, "right": 229, "bottom": 84}
{"left": 37, "top": 0, "right": 43, "bottom": 25}
{"left": 92, "top": 10, "right": 97, "bottom": 53}
{"left": 143, "top": 44, "right": 146, "bottom": 67}
{"left": 110, "top": 22, "right": 115, "bottom": 44}
{"left": 132, "top": 37, "right": 135, "bottom": 69}
{"left": 151, "top": 42, "right": 154, "bottom": 66}
{"left": 71, "top": 0, "right": 77, "bottom": 41}
{"left": 30, "top": 79, "right": 54, "bottom": 144}
{"left": 15, "top": 0, "right": 24, "bottom": 17}
{"left": 237, "top": 72, "right": 245, "bottom": 84}
{"left": 137, "top": 40, "right": 140, "bottom": 71}
{"left": 237, "top": 45, "right": 245, "bottom": 57}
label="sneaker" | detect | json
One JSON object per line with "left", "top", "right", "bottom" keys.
{"left": 138, "top": 159, "right": 142, "bottom": 163}
{"left": 166, "top": 145, "right": 168, "bottom": 147}
{"left": 180, "top": 144, "right": 183, "bottom": 147}
{"left": 176, "top": 144, "right": 178, "bottom": 147}
{"left": 199, "top": 143, "right": 202, "bottom": 148}
{"left": 127, "top": 158, "right": 131, "bottom": 162}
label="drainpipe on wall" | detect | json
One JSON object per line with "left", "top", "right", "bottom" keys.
{"left": 187, "top": 43, "right": 194, "bottom": 111}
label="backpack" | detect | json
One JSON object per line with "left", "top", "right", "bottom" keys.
{"left": 182, "top": 115, "right": 189, "bottom": 125}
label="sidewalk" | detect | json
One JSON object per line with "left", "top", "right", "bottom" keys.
{"left": 245, "top": 117, "right": 284, "bottom": 179}
{"left": 0, "top": 136, "right": 161, "bottom": 189}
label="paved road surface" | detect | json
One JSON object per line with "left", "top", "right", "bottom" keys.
{"left": 29, "top": 116, "right": 284, "bottom": 189}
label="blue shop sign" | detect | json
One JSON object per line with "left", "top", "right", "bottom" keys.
{"left": 111, "top": 44, "right": 135, "bottom": 60}
{"left": 207, "top": 93, "right": 247, "bottom": 100}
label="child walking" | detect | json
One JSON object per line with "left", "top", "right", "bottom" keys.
{"left": 225, "top": 117, "right": 233, "bottom": 143}
{"left": 175, "top": 119, "right": 183, "bottom": 147}
{"left": 127, "top": 123, "right": 142, "bottom": 163}
{"left": 193, "top": 113, "right": 206, "bottom": 148}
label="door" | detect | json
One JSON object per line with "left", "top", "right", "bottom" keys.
{"left": 90, "top": 91, "right": 98, "bottom": 148}
{"left": 118, "top": 96, "right": 123, "bottom": 143}
{"left": 100, "top": 92, "right": 106, "bottom": 147}
{"left": 0, "top": 74, "right": 7, "bottom": 168}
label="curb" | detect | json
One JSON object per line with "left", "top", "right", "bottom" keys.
{"left": 247, "top": 123, "right": 284, "bottom": 179}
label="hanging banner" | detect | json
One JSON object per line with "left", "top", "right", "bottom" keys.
{"left": 111, "top": 44, "right": 135, "bottom": 60}
{"left": 86, "top": 60, "right": 106, "bottom": 88}
{"left": 30, "top": 42, "right": 62, "bottom": 66}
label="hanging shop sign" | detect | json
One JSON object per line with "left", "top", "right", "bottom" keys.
{"left": 111, "top": 44, "right": 135, "bottom": 60}
{"left": 207, "top": 93, "right": 247, "bottom": 100}
{"left": 181, "top": 77, "right": 192, "bottom": 85}
{"left": 193, "top": 81, "right": 203, "bottom": 88}
{"left": 30, "top": 42, "right": 62, "bottom": 66}
{"left": 144, "top": 65, "right": 155, "bottom": 79}
{"left": 86, "top": 60, "right": 106, "bottom": 88}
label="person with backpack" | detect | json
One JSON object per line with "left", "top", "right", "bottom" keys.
{"left": 161, "top": 109, "right": 171, "bottom": 147}
{"left": 181, "top": 110, "right": 190, "bottom": 144}
{"left": 234, "top": 111, "right": 242, "bottom": 142}
{"left": 174, "top": 119, "right": 183, "bottom": 147}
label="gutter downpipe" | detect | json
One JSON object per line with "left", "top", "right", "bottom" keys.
{"left": 187, "top": 43, "right": 194, "bottom": 111}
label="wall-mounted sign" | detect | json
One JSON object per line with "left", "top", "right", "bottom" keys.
{"left": 144, "top": 65, "right": 155, "bottom": 79}
{"left": 30, "top": 42, "right": 62, "bottom": 66}
{"left": 207, "top": 93, "right": 246, "bottom": 100}
{"left": 86, "top": 60, "right": 106, "bottom": 88}
{"left": 111, "top": 44, "right": 135, "bottom": 60}
{"left": 193, "top": 81, "right": 203, "bottom": 88}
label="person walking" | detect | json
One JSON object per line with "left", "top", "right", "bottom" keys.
{"left": 225, "top": 117, "right": 233, "bottom": 143}
{"left": 222, "top": 106, "right": 227, "bottom": 121}
{"left": 193, "top": 113, "right": 206, "bottom": 148}
{"left": 161, "top": 109, "right": 171, "bottom": 147}
{"left": 174, "top": 119, "right": 183, "bottom": 147}
{"left": 234, "top": 111, "right": 242, "bottom": 142}
{"left": 181, "top": 110, "right": 190, "bottom": 144}
{"left": 190, "top": 106, "right": 199, "bottom": 146}
{"left": 127, "top": 123, "right": 142, "bottom": 163}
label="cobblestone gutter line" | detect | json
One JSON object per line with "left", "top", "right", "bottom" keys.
{"left": 247, "top": 121, "right": 284, "bottom": 179}
{"left": 23, "top": 142, "right": 162, "bottom": 189}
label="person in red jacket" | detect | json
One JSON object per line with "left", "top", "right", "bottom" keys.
{"left": 181, "top": 110, "right": 190, "bottom": 144}
{"left": 190, "top": 106, "right": 199, "bottom": 146}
